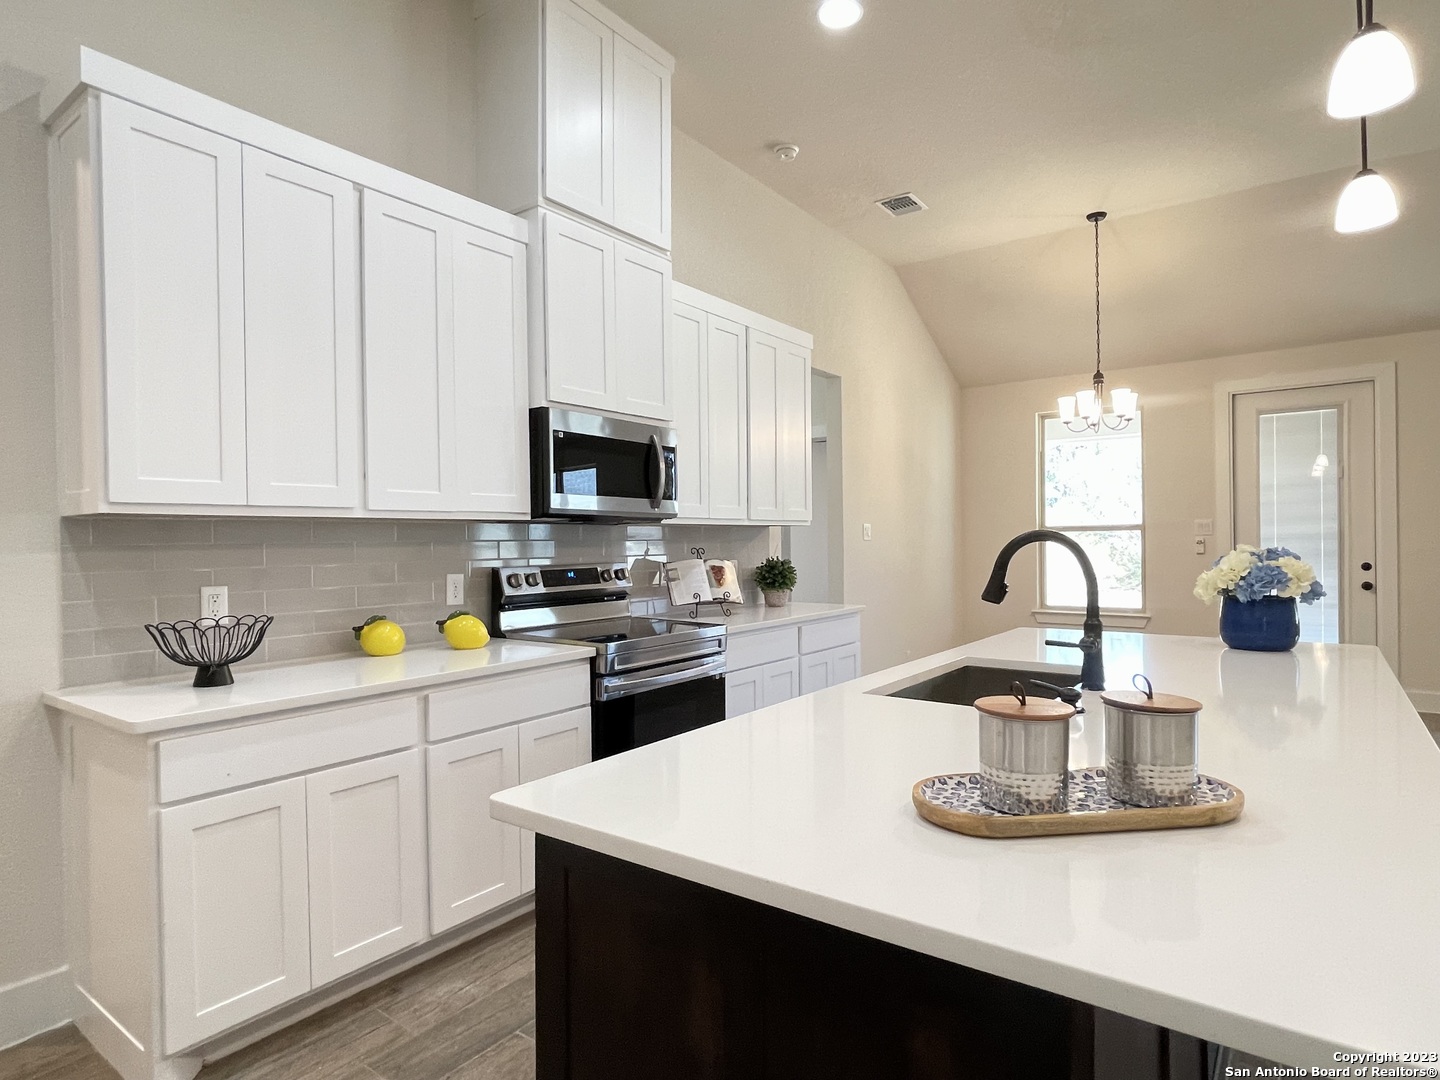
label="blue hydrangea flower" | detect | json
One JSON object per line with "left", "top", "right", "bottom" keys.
{"left": 1299, "top": 580, "right": 1326, "bottom": 605}
{"left": 1259, "top": 546, "right": 1300, "bottom": 562}
{"left": 1235, "top": 562, "right": 1290, "bottom": 602}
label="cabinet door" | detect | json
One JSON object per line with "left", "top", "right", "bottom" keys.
{"left": 612, "top": 240, "right": 673, "bottom": 420}
{"left": 544, "top": 213, "right": 615, "bottom": 410}
{"left": 831, "top": 642, "right": 861, "bottom": 686}
{"left": 517, "top": 707, "right": 593, "bottom": 891}
{"left": 361, "top": 191, "right": 454, "bottom": 511}
{"left": 612, "top": 34, "right": 671, "bottom": 249}
{"left": 777, "top": 340, "right": 813, "bottom": 521}
{"left": 452, "top": 223, "right": 530, "bottom": 515}
{"left": 799, "top": 652, "right": 833, "bottom": 696}
{"left": 761, "top": 657, "right": 801, "bottom": 709}
{"left": 746, "top": 330, "right": 783, "bottom": 521}
{"left": 706, "top": 315, "right": 749, "bottom": 521}
{"left": 98, "top": 97, "right": 246, "bottom": 505}
{"left": 544, "top": 0, "right": 613, "bottom": 223}
{"left": 242, "top": 147, "right": 361, "bottom": 508}
{"left": 427, "top": 727, "right": 523, "bottom": 933}
{"left": 725, "top": 666, "right": 764, "bottom": 719}
{"left": 671, "top": 301, "right": 707, "bottom": 518}
{"left": 159, "top": 778, "right": 310, "bottom": 1052}
{"left": 306, "top": 751, "right": 426, "bottom": 986}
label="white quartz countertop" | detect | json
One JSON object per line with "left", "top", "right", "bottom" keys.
{"left": 684, "top": 601, "right": 864, "bottom": 634}
{"left": 491, "top": 627, "right": 1439, "bottom": 1066}
{"left": 44, "top": 639, "right": 594, "bottom": 734}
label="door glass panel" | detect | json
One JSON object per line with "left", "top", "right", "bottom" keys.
{"left": 1258, "top": 408, "right": 1340, "bottom": 643}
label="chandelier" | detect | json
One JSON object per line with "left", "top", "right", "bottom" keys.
{"left": 1058, "top": 211, "right": 1137, "bottom": 433}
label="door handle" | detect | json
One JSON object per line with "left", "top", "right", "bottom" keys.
{"left": 1362, "top": 581, "right": 1375, "bottom": 592}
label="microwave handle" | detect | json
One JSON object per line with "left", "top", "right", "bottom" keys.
{"left": 647, "top": 434, "right": 665, "bottom": 509}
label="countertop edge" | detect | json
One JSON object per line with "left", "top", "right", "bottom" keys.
{"left": 692, "top": 603, "right": 866, "bottom": 634}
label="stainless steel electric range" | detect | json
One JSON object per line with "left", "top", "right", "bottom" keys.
{"left": 491, "top": 564, "right": 727, "bottom": 759}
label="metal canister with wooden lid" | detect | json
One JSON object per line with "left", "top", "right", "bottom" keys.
{"left": 1101, "top": 675, "right": 1203, "bottom": 807}
{"left": 973, "top": 683, "right": 1076, "bottom": 815}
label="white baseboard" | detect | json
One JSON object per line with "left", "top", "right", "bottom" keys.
{"left": 0, "top": 966, "right": 71, "bottom": 1051}
{"left": 1408, "top": 689, "right": 1440, "bottom": 715}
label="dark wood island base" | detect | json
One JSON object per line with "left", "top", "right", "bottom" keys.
{"left": 535, "top": 836, "right": 1210, "bottom": 1080}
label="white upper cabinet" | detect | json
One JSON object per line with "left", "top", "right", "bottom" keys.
{"left": 748, "top": 329, "right": 812, "bottom": 523}
{"left": 476, "top": 0, "right": 673, "bottom": 250}
{"left": 97, "top": 97, "right": 247, "bottom": 505}
{"left": 242, "top": 147, "right": 361, "bottom": 508}
{"left": 533, "top": 209, "right": 673, "bottom": 421}
{"left": 362, "top": 191, "right": 530, "bottom": 514}
{"left": 671, "top": 301, "right": 708, "bottom": 518}
{"left": 671, "top": 301, "right": 747, "bottom": 522}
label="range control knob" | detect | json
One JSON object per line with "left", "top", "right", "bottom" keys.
{"left": 505, "top": 573, "right": 522, "bottom": 589}
{"left": 615, "top": 567, "right": 628, "bottom": 581}
{"left": 525, "top": 573, "right": 541, "bottom": 587}
{"left": 600, "top": 568, "right": 614, "bottom": 581}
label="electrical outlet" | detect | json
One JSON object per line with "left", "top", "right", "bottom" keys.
{"left": 446, "top": 574, "right": 466, "bottom": 606}
{"left": 863, "top": 523, "right": 873, "bottom": 541}
{"left": 201, "top": 585, "right": 228, "bottom": 619}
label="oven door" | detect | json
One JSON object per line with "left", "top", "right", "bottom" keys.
{"left": 531, "top": 407, "right": 678, "bottom": 520}
{"left": 591, "top": 655, "right": 726, "bottom": 759}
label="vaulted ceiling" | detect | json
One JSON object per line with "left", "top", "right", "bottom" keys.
{"left": 604, "top": 0, "right": 1440, "bottom": 384}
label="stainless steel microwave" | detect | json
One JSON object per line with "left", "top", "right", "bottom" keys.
{"left": 530, "top": 407, "right": 678, "bottom": 521}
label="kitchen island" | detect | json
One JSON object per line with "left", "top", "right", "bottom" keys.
{"left": 491, "top": 628, "right": 1440, "bottom": 1076}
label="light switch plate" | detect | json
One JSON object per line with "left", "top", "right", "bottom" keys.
{"left": 863, "top": 523, "right": 873, "bottom": 541}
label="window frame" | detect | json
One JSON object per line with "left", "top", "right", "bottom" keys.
{"left": 1034, "top": 411, "right": 1148, "bottom": 617}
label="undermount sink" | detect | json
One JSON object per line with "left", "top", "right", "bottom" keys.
{"left": 872, "top": 659, "right": 1083, "bottom": 707}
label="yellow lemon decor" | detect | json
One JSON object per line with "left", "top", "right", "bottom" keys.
{"left": 353, "top": 615, "right": 406, "bottom": 656}
{"left": 437, "top": 610, "right": 490, "bottom": 650}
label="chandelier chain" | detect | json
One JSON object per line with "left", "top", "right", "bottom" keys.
{"left": 1093, "top": 214, "right": 1102, "bottom": 379}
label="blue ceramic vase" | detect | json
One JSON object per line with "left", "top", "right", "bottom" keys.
{"left": 1219, "top": 594, "right": 1300, "bottom": 652}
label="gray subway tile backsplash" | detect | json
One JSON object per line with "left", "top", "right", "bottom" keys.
{"left": 60, "top": 516, "right": 775, "bottom": 686}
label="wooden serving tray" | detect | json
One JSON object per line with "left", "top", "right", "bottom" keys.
{"left": 912, "top": 768, "right": 1244, "bottom": 839}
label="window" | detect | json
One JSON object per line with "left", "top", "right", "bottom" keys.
{"left": 1040, "top": 414, "right": 1144, "bottom": 611}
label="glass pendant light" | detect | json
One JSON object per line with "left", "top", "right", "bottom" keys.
{"left": 1057, "top": 212, "right": 1137, "bottom": 434}
{"left": 1327, "top": 0, "right": 1416, "bottom": 119}
{"left": 1335, "top": 118, "right": 1399, "bottom": 234}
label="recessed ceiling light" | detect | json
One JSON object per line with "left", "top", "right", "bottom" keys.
{"left": 817, "top": 0, "right": 864, "bottom": 31}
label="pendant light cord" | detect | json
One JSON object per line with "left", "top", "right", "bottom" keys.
{"left": 1361, "top": 116, "right": 1369, "bottom": 170}
{"left": 1093, "top": 215, "right": 1102, "bottom": 381}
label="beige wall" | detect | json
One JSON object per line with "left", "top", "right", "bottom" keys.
{"left": 670, "top": 131, "right": 967, "bottom": 671}
{"left": 959, "top": 329, "right": 1440, "bottom": 698}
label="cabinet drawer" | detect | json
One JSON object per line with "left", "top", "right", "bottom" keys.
{"left": 427, "top": 663, "right": 590, "bottom": 742}
{"left": 799, "top": 615, "right": 860, "bottom": 655}
{"left": 726, "top": 626, "right": 798, "bottom": 672}
{"left": 157, "top": 697, "right": 419, "bottom": 804}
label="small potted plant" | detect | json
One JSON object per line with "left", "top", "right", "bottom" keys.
{"left": 1193, "top": 545, "right": 1325, "bottom": 652}
{"left": 754, "top": 556, "right": 798, "bottom": 608}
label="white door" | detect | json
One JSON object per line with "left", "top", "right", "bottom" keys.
{"left": 452, "top": 223, "right": 530, "bottom": 515}
{"left": 671, "top": 301, "right": 708, "bottom": 518}
{"left": 1233, "top": 382, "right": 1379, "bottom": 647}
{"left": 612, "top": 240, "right": 673, "bottom": 420}
{"left": 799, "top": 652, "right": 832, "bottom": 696}
{"left": 725, "top": 666, "right": 763, "bottom": 718}
{"left": 516, "top": 707, "right": 592, "bottom": 891}
{"left": 426, "top": 727, "right": 523, "bottom": 933}
{"left": 777, "top": 341, "right": 813, "bottom": 521}
{"left": 544, "top": 213, "right": 614, "bottom": 410}
{"left": 242, "top": 147, "right": 361, "bottom": 508}
{"left": 706, "top": 315, "right": 749, "bottom": 521}
{"left": 761, "top": 658, "right": 801, "bottom": 708}
{"left": 544, "top": 0, "right": 613, "bottom": 224}
{"left": 159, "top": 778, "right": 310, "bottom": 1052}
{"left": 747, "top": 330, "right": 783, "bottom": 520}
{"left": 361, "top": 191, "right": 453, "bottom": 511}
{"left": 305, "top": 751, "right": 426, "bottom": 986}
{"left": 99, "top": 97, "right": 246, "bottom": 505}
{"left": 612, "top": 34, "right": 671, "bottom": 249}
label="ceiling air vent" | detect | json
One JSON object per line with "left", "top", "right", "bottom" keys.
{"left": 876, "top": 192, "right": 928, "bottom": 217}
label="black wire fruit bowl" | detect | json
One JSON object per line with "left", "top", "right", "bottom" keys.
{"left": 145, "top": 614, "right": 274, "bottom": 687}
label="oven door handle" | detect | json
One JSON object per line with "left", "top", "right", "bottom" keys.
{"left": 647, "top": 434, "right": 665, "bottom": 510}
{"left": 595, "top": 655, "right": 726, "bottom": 702}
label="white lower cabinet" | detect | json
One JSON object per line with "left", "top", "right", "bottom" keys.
{"left": 517, "top": 707, "right": 593, "bottom": 891}
{"left": 426, "top": 726, "right": 524, "bottom": 934}
{"left": 159, "top": 778, "right": 312, "bottom": 1053}
{"left": 799, "top": 643, "right": 862, "bottom": 696}
{"left": 306, "top": 751, "right": 427, "bottom": 986}
{"left": 761, "top": 658, "right": 801, "bottom": 708}
{"left": 725, "top": 616, "right": 863, "bottom": 718}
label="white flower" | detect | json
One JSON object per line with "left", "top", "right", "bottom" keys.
{"left": 1210, "top": 547, "right": 1258, "bottom": 591}
{"left": 1275, "top": 555, "right": 1317, "bottom": 599}
{"left": 1193, "top": 568, "right": 1222, "bottom": 605}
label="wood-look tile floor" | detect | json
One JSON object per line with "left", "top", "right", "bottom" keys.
{"left": 0, "top": 913, "right": 536, "bottom": 1080}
